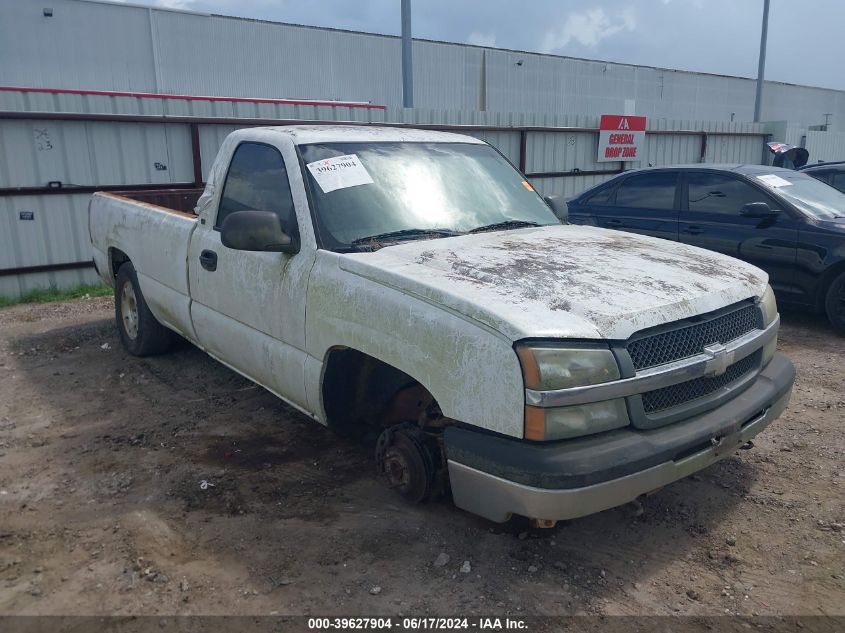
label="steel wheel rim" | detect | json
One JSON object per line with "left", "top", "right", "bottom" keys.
{"left": 121, "top": 281, "right": 139, "bottom": 340}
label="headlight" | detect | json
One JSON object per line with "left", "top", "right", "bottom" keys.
{"left": 515, "top": 344, "right": 620, "bottom": 391}
{"left": 516, "top": 344, "right": 628, "bottom": 441}
{"left": 760, "top": 285, "right": 778, "bottom": 365}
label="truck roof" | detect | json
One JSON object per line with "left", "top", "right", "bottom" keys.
{"left": 255, "top": 124, "right": 487, "bottom": 146}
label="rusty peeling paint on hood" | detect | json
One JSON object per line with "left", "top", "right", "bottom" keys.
{"left": 339, "top": 225, "right": 768, "bottom": 341}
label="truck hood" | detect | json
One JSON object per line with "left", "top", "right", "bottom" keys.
{"left": 339, "top": 225, "right": 768, "bottom": 341}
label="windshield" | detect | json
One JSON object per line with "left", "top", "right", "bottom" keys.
{"left": 299, "top": 141, "right": 558, "bottom": 250}
{"left": 755, "top": 172, "right": 845, "bottom": 220}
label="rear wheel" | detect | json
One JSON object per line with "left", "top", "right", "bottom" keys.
{"left": 114, "top": 262, "right": 175, "bottom": 356}
{"left": 825, "top": 271, "right": 845, "bottom": 334}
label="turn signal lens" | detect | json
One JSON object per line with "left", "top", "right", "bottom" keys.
{"left": 760, "top": 285, "right": 778, "bottom": 326}
{"left": 760, "top": 285, "right": 778, "bottom": 365}
{"left": 524, "top": 399, "right": 629, "bottom": 441}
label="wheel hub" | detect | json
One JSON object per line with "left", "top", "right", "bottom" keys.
{"left": 375, "top": 424, "right": 439, "bottom": 503}
{"left": 383, "top": 448, "right": 412, "bottom": 489}
{"left": 121, "top": 281, "right": 139, "bottom": 340}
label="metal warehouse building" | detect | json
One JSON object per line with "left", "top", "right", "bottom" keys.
{"left": 3, "top": 0, "right": 845, "bottom": 125}
{"left": 1, "top": 0, "right": 845, "bottom": 298}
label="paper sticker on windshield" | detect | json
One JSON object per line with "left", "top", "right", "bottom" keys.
{"left": 756, "top": 174, "right": 792, "bottom": 188}
{"left": 306, "top": 154, "right": 374, "bottom": 193}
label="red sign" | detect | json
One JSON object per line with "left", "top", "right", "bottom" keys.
{"left": 597, "top": 115, "right": 647, "bottom": 162}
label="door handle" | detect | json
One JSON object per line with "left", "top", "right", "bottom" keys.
{"left": 199, "top": 250, "right": 218, "bottom": 271}
{"left": 605, "top": 218, "right": 624, "bottom": 227}
{"left": 683, "top": 225, "right": 704, "bottom": 235}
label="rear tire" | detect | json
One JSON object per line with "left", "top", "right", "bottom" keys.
{"left": 114, "top": 262, "right": 175, "bottom": 356}
{"left": 824, "top": 271, "right": 845, "bottom": 334}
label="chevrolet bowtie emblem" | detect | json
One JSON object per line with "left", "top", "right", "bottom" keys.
{"left": 703, "top": 343, "right": 729, "bottom": 376}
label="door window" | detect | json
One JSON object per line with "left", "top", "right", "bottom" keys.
{"left": 831, "top": 173, "right": 845, "bottom": 194}
{"left": 687, "top": 173, "right": 772, "bottom": 215}
{"left": 216, "top": 142, "right": 296, "bottom": 233}
{"left": 615, "top": 172, "right": 677, "bottom": 210}
{"left": 584, "top": 183, "right": 615, "bottom": 205}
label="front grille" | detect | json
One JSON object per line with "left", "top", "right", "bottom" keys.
{"left": 641, "top": 351, "right": 759, "bottom": 413}
{"left": 627, "top": 303, "right": 759, "bottom": 371}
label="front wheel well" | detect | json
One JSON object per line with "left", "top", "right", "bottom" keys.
{"left": 321, "top": 348, "right": 440, "bottom": 435}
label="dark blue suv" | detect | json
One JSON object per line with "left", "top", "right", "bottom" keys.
{"left": 567, "top": 164, "right": 845, "bottom": 331}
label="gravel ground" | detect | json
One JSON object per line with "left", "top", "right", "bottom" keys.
{"left": 0, "top": 296, "right": 843, "bottom": 617}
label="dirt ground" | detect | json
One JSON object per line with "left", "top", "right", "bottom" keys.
{"left": 0, "top": 296, "right": 843, "bottom": 618}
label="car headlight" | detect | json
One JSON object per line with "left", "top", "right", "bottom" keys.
{"left": 515, "top": 344, "right": 620, "bottom": 391}
{"left": 516, "top": 344, "right": 628, "bottom": 441}
{"left": 760, "top": 285, "right": 778, "bottom": 365}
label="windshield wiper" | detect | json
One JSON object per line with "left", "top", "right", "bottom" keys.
{"left": 350, "top": 228, "right": 462, "bottom": 247}
{"left": 468, "top": 219, "right": 541, "bottom": 234}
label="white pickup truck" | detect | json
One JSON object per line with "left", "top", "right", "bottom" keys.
{"left": 89, "top": 125, "right": 794, "bottom": 525}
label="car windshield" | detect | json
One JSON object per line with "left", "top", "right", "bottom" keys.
{"left": 298, "top": 141, "right": 558, "bottom": 250}
{"left": 756, "top": 172, "right": 845, "bottom": 220}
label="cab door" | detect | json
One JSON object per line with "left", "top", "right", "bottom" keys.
{"left": 678, "top": 171, "right": 799, "bottom": 296}
{"left": 594, "top": 171, "right": 680, "bottom": 241}
{"left": 187, "top": 138, "right": 315, "bottom": 411}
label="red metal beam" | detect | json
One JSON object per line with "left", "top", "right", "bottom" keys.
{"left": 0, "top": 85, "right": 386, "bottom": 110}
{"left": 525, "top": 168, "right": 625, "bottom": 179}
{"left": 190, "top": 123, "right": 203, "bottom": 187}
{"left": 518, "top": 130, "right": 527, "bottom": 173}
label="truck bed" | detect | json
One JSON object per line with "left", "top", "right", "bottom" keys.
{"left": 90, "top": 188, "right": 205, "bottom": 340}
{"left": 111, "top": 188, "right": 205, "bottom": 214}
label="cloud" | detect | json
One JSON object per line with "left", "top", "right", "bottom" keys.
{"left": 540, "top": 7, "right": 636, "bottom": 53}
{"left": 153, "top": 0, "right": 195, "bottom": 8}
{"left": 467, "top": 31, "right": 496, "bottom": 47}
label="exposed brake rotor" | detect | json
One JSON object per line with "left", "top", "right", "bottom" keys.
{"left": 375, "top": 422, "right": 440, "bottom": 503}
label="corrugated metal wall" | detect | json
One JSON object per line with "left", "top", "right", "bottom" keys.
{"left": 0, "top": 195, "right": 97, "bottom": 295}
{"left": 0, "top": 90, "right": 390, "bottom": 298}
{"left": 2, "top": 0, "right": 844, "bottom": 128}
{"left": 0, "top": 86, "right": 768, "bottom": 299}
{"left": 804, "top": 131, "right": 845, "bottom": 164}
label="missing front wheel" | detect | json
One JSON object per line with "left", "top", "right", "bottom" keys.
{"left": 375, "top": 423, "right": 445, "bottom": 503}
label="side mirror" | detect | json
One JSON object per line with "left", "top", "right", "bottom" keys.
{"left": 544, "top": 195, "right": 569, "bottom": 223}
{"left": 740, "top": 202, "right": 780, "bottom": 219}
{"left": 220, "top": 210, "right": 298, "bottom": 253}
